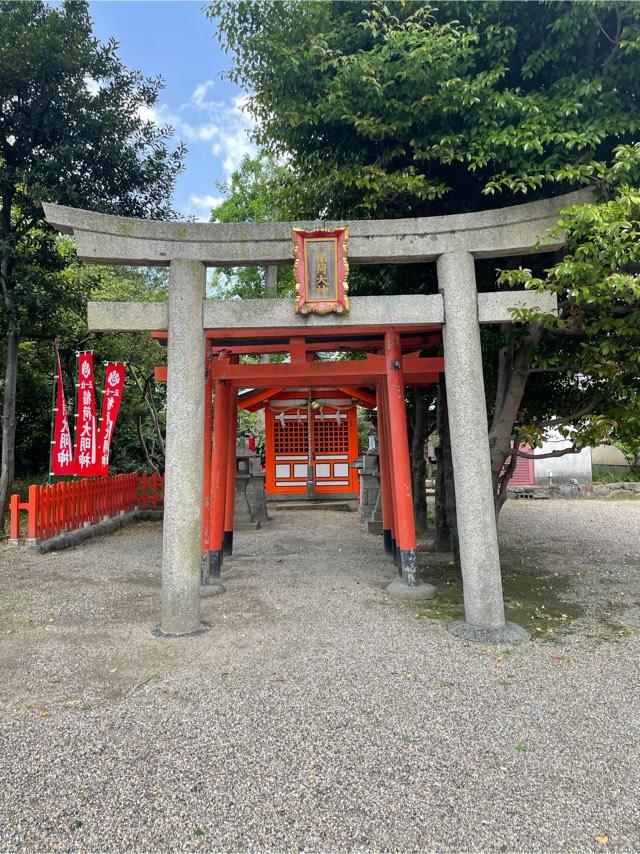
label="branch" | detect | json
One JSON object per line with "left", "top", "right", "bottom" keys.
{"left": 514, "top": 445, "right": 583, "bottom": 461}
{"left": 492, "top": 323, "right": 513, "bottom": 420}
{"left": 496, "top": 442, "right": 519, "bottom": 509}
{"left": 136, "top": 413, "right": 160, "bottom": 473}
{"left": 527, "top": 364, "right": 581, "bottom": 375}
{"left": 130, "top": 364, "right": 165, "bottom": 458}
{"left": 600, "top": 3, "right": 632, "bottom": 75}
{"left": 525, "top": 396, "right": 602, "bottom": 431}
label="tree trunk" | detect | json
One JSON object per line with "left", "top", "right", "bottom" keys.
{"left": 0, "top": 184, "right": 17, "bottom": 531}
{"left": 488, "top": 322, "right": 540, "bottom": 517}
{"left": 0, "top": 332, "right": 19, "bottom": 530}
{"left": 411, "top": 388, "right": 428, "bottom": 536}
{"left": 432, "top": 376, "right": 459, "bottom": 561}
{"left": 432, "top": 439, "right": 449, "bottom": 552}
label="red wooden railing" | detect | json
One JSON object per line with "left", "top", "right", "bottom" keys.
{"left": 9, "top": 472, "right": 164, "bottom": 543}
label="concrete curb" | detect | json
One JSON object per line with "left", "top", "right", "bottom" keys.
{"left": 31, "top": 509, "right": 163, "bottom": 554}
{"left": 509, "top": 481, "right": 640, "bottom": 500}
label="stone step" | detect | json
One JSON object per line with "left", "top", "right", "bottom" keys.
{"left": 274, "top": 500, "right": 354, "bottom": 513}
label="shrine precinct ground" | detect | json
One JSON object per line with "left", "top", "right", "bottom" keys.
{"left": 43, "top": 189, "right": 591, "bottom": 644}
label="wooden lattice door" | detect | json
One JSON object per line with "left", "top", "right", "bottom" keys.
{"left": 266, "top": 407, "right": 309, "bottom": 493}
{"left": 265, "top": 403, "right": 359, "bottom": 496}
{"left": 312, "top": 408, "right": 353, "bottom": 492}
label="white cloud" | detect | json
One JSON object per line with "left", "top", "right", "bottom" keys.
{"left": 137, "top": 103, "right": 160, "bottom": 124}
{"left": 85, "top": 76, "right": 101, "bottom": 97}
{"left": 210, "top": 93, "right": 256, "bottom": 177}
{"left": 191, "top": 80, "right": 216, "bottom": 109}
{"left": 139, "top": 87, "right": 256, "bottom": 174}
{"left": 136, "top": 101, "right": 221, "bottom": 143}
{"left": 191, "top": 123, "right": 219, "bottom": 142}
{"left": 138, "top": 82, "right": 257, "bottom": 217}
{"left": 187, "top": 194, "right": 225, "bottom": 221}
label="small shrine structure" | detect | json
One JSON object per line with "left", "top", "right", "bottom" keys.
{"left": 43, "top": 190, "right": 589, "bottom": 645}
{"left": 242, "top": 386, "right": 365, "bottom": 500}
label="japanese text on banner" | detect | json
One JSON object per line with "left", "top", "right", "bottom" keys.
{"left": 73, "top": 352, "right": 99, "bottom": 475}
{"left": 96, "top": 363, "right": 125, "bottom": 475}
{"left": 50, "top": 346, "right": 75, "bottom": 476}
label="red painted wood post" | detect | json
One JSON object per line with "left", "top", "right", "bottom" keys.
{"left": 150, "top": 472, "right": 159, "bottom": 510}
{"left": 66, "top": 481, "right": 72, "bottom": 531}
{"left": 87, "top": 479, "right": 92, "bottom": 522}
{"left": 223, "top": 386, "right": 239, "bottom": 556}
{"left": 71, "top": 480, "right": 78, "bottom": 530}
{"left": 59, "top": 481, "right": 66, "bottom": 531}
{"left": 201, "top": 353, "right": 213, "bottom": 558}
{"left": 375, "top": 383, "right": 394, "bottom": 556}
{"left": 205, "top": 378, "right": 230, "bottom": 582}
{"left": 9, "top": 494, "right": 21, "bottom": 541}
{"left": 27, "top": 484, "right": 39, "bottom": 543}
{"left": 380, "top": 380, "right": 399, "bottom": 561}
{"left": 383, "top": 331, "right": 419, "bottom": 586}
{"left": 140, "top": 472, "right": 148, "bottom": 510}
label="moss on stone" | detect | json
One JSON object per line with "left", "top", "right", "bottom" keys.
{"left": 415, "top": 559, "right": 585, "bottom": 639}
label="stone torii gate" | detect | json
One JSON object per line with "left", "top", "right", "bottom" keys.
{"left": 43, "top": 190, "right": 587, "bottom": 644}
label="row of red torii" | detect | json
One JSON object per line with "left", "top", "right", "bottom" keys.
{"left": 44, "top": 190, "right": 587, "bottom": 644}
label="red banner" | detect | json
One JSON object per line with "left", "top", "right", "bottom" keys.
{"left": 73, "top": 352, "right": 99, "bottom": 476}
{"left": 96, "top": 363, "right": 125, "bottom": 476}
{"left": 50, "top": 346, "right": 75, "bottom": 476}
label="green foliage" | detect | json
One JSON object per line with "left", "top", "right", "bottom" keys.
{"left": 1, "top": 0, "right": 184, "bottom": 501}
{"left": 592, "top": 465, "right": 640, "bottom": 484}
{"left": 357, "top": 406, "right": 373, "bottom": 453}
{"left": 209, "top": 1, "right": 640, "bottom": 478}
{"left": 237, "top": 408, "right": 265, "bottom": 462}
{"left": 615, "top": 439, "right": 640, "bottom": 473}
{"left": 209, "top": 0, "right": 640, "bottom": 216}
{"left": 1, "top": 0, "right": 184, "bottom": 332}
{"left": 0, "top": 0, "right": 184, "bottom": 221}
{"left": 209, "top": 153, "right": 295, "bottom": 299}
{"left": 14, "top": 264, "right": 167, "bottom": 478}
{"left": 497, "top": 184, "right": 640, "bottom": 453}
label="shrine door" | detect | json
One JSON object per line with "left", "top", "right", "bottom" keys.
{"left": 265, "top": 404, "right": 359, "bottom": 496}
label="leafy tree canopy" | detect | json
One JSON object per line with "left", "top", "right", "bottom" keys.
{"left": 1, "top": 0, "right": 184, "bottom": 522}
{"left": 209, "top": 153, "right": 295, "bottom": 298}
{"left": 209, "top": 0, "right": 640, "bottom": 216}
{"left": 208, "top": 0, "right": 640, "bottom": 510}
{"left": 13, "top": 262, "right": 168, "bottom": 479}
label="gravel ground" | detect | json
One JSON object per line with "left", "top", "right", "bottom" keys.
{"left": 0, "top": 499, "right": 639, "bottom": 853}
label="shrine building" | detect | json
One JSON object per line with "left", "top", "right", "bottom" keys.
{"left": 242, "top": 386, "right": 365, "bottom": 500}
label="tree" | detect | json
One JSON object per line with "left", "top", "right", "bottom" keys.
{"left": 493, "top": 185, "right": 640, "bottom": 511}
{"left": 208, "top": 153, "right": 296, "bottom": 298}
{"left": 0, "top": 0, "right": 184, "bottom": 526}
{"left": 11, "top": 259, "right": 169, "bottom": 483}
{"left": 64, "top": 262, "right": 169, "bottom": 476}
{"left": 209, "top": 0, "right": 640, "bottom": 530}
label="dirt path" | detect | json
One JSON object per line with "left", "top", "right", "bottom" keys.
{"left": 1, "top": 501, "right": 639, "bottom": 852}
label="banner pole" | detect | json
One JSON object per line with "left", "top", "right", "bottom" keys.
{"left": 72, "top": 350, "right": 80, "bottom": 478}
{"left": 47, "top": 340, "right": 58, "bottom": 484}
{"left": 96, "top": 359, "right": 104, "bottom": 477}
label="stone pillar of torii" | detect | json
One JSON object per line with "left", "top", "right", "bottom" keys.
{"left": 43, "top": 189, "right": 589, "bottom": 644}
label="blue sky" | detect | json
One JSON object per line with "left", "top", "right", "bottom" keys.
{"left": 89, "top": 1, "right": 255, "bottom": 220}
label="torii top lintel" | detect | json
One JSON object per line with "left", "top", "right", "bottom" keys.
{"left": 42, "top": 189, "right": 592, "bottom": 268}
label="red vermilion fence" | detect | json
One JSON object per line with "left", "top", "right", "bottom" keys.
{"left": 9, "top": 472, "right": 164, "bottom": 543}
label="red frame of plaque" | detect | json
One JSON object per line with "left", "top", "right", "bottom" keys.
{"left": 293, "top": 227, "right": 349, "bottom": 314}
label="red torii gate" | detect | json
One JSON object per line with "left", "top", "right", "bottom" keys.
{"left": 155, "top": 324, "right": 442, "bottom": 590}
